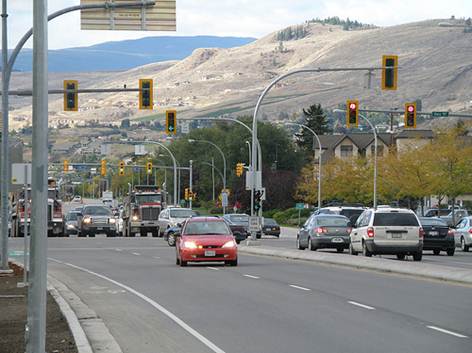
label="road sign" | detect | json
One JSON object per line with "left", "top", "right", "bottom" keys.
{"left": 431, "top": 111, "right": 449, "bottom": 118}
{"left": 11, "top": 164, "right": 32, "bottom": 185}
{"left": 249, "top": 216, "right": 261, "bottom": 233}
{"left": 181, "top": 121, "right": 190, "bottom": 134}
{"left": 80, "top": 0, "right": 176, "bottom": 31}
{"left": 245, "top": 171, "right": 262, "bottom": 190}
{"left": 295, "top": 203, "right": 304, "bottom": 210}
{"left": 221, "top": 192, "right": 229, "bottom": 208}
{"left": 100, "top": 144, "right": 110, "bottom": 155}
{"left": 135, "top": 145, "right": 147, "bottom": 156}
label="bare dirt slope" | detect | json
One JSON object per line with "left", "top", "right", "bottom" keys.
{"left": 8, "top": 19, "right": 472, "bottom": 128}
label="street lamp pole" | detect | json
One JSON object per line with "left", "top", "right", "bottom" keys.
{"left": 285, "top": 123, "right": 322, "bottom": 210}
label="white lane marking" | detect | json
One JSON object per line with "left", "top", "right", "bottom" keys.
{"left": 132, "top": 252, "right": 141, "bottom": 256}
{"left": 348, "top": 301, "right": 376, "bottom": 310}
{"left": 427, "top": 326, "right": 468, "bottom": 338}
{"left": 243, "top": 274, "right": 260, "bottom": 279}
{"left": 206, "top": 267, "right": 220, "bottom": 271}
{"left": 48, "top": 258, "right": 227, "bottom": 353}
{"left": 289, "top": 284, "right": 311, "bottom": 292}
{"left": 153, "top": 256, "right": 161, "bottom": 259}
{"left": 115, "top": 249, "right": 122, "bottom": 252}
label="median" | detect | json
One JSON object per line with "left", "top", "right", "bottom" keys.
{"left": 238, "top": 245, "right": 472, "bottom": 285}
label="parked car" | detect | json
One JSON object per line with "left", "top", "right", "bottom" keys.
{"left": 262, "top": 218, "right": 280, "bottom": 237}
{"left": 77, "top": 205, "right": 117, "bottom": 237}
{"left": 350, "top": 207, "right": 423, "bottom": 261}
{"left": 419, "top": 217, "right": 455, "bottom": 256}
{"left": 223, "top": 219, "right": 248, "bottom": 244}
{"left": 453, "top": 217, "right": 472, "bottom": 252}
{"left": 175, "top": 217, "right": 238, "bottom": 266}
{"left": 64, "top": 211, "right": 81, "bottom": 236}
{"left": 222, "top": 214, "right": 262, "bottom": 238}
{"left": 313, "top": 206, "right": 366, "bottom": 225}
{"left": 425, "top": 208, "right": 469, "bottom": 227}
{"left": 158, "top": 207, "right": 197, "bottom": 237}
{"left": 297, "top": 214, "right": 351, "bottom": 252}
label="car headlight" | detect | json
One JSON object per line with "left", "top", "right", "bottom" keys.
{"left": 132, "top": 215, "right": 139, "bottom": 221}
{"left": 222, "top": 240, "right": 237, "bottom": 248}
{"left": 67, "top": 224, "right": 76, "bottom": 229}
{"left": 183, "top": 241, "right": 197, "bottom": 249}
{"left": 109, "top": 218, "right": 116, "bottom": 224}
{"left": 83, "top": 217, "right": 92, "bottom": 224}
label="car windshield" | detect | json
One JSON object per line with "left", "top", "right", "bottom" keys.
{"left": 340, "top": 209, "right": 364, "bottom": 222}
{"left": 229, "top": 215, "right": 249, "bottom": 224}
{"left": 170, "top": 209, "right": 196, "bottom": 218}
{"left": 420, "top": 218, "right": 447, "bottom": 226}
{"left": 317, "top": 217, "right": 350, "bottom": 226}
{"left": 66, "top": 213, "right": 78, "bottom": 221}
{"left": 136, "top": 194, "right": 162, "bottom": 204}
{"left": 373, "top": 213, "right": 419, "bottom": 226}
{"left": 264, "top": 218, "right": 277, "bottom": 225}
{"left": 84, "top": 206, "right": 111, "bottom": 216}
{"left": 183, "top": 221, "right": 230, "bottom": 235}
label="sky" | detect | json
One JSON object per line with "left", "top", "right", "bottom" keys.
{"left": 3, "top": 0, "right": 472, "bottom": 49}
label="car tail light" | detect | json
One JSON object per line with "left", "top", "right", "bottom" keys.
{"left": 468, "top": 228, "right": 472, "bottom": 234}
{"left": 367, "top": 227, "right": 375, "bottom": 238}
{"left": 346, "top": 227, "right": 352, "bottom": 234}
{"left": 316, "top": 227, "right": 327, "bottom": 234}
{"left": 448, "top": 229, "right": 454, "bottom": 236}
{"left": 419, "top": 228, "right": 425, "bottom": 238}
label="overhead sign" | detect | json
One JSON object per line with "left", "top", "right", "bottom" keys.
{"left": 80, "top": 0, "right": 176, "bottom": 31}
{"left": 431, "top": 111, "right": 449, "bottom": 118}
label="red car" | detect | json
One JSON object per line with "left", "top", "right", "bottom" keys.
{"left": 176, "top": 217, "right": 238, "bottom": 267}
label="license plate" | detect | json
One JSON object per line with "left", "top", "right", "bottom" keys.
{"left": 205, "top": 250, "right": 216, "bottom": 257}
{"left": 97, "top": 227, "right": 103, "bottom": 231}
{"left": 332, "top": 238, "right": 344, "bottom": 243}
{"left": 391, "top": 233, "right": 402, "bottom": 239}
{"left": 429, "top": 231, "right": 438, "bottom": 236}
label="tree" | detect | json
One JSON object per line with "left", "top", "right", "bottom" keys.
{"left": 295, "top": 104, "right": 331, "bottom": 152}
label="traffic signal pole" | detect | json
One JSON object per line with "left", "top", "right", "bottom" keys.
{"left": 0, "top": 0, "right": 156, "bottom": 274}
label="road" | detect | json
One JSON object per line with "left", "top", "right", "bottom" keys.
{"left": 8, "top": 236, "right": 472, "bottom": 353}
{"left": 260, "top": 227, "right": 472, "bottom": 270}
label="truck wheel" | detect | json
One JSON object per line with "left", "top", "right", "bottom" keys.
{"left": 152, "top": 230, "right": 159, "bottom": 238}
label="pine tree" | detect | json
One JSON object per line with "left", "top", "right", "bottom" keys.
{"left": 295, "top": 104, "right": 332, "bottom": 152}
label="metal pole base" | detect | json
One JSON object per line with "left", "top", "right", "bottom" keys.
{"left": 245, "top": 239, "right": 261, "bottom": 247}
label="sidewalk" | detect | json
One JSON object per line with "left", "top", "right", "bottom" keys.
{"left": 0, "top": 262, "right": 78, "bottom": 353}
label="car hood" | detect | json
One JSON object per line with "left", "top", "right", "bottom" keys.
{"left": 181, "top": 235, "right": 234, "bottom": 246}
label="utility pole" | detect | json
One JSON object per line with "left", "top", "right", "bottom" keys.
{"left": 26, "top": 0, "right": 48, "bottom": 352}
{"left": 189, "top": 160, "right": 193, "bottom": 209}
{"left": 211, "top": 157, "right": 215, "bottom": 201}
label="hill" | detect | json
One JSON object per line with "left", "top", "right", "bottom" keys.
{"left": 9, "top": 36, "right": 256, "bottom": 72}
{"left": 8, "top": 19, "right": 472, "bottom": 128}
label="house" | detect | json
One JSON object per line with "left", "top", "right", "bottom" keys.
{"left": 395, "top": 130, "right": 434, "bottom": 153}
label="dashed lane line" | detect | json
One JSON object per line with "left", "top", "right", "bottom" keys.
{"left": 243, "top": 274, "right": 260, "bottom": 279}
{"left": 289, "top": 284, "right": 311, "bottom": 291}
{"left": 48, "top": 258, "right": 227, "bottom": 353}
{"left": 427, "top": 326, "right": 468, "bottom": 338}
{"left": 348, "top": 301, "right": 376, "bottom": 310}
{"left": 132, "top": 252, "right": 141, "bottom": 256}
{"left": 206, "top": 267, "right": 220, "bottom": 271}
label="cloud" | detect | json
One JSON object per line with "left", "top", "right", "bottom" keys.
{"left": 5, "top": 0, "right": 472, "bottom": 49}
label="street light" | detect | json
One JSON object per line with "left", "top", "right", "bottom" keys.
{"left": 188, "top": 139, "right": 227, "bottom": 214}
{"left": 334, "top": 109, "right": 378, "bottom": 209}
{"left": 284, "top": 123, "right": 322, "bottom": 211}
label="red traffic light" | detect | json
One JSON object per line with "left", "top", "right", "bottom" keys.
{"left": 349, "top": 103, "right": 357, "bottom": 110}
{"left": 407, "top": 105, "right": 414, "bottom": 113}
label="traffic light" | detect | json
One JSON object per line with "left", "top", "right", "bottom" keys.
{"left": 119, "top": 161, "right": 125, "bottom": 176}
{"left": 146, "top": 161, "right": 153, "bottom": 175}
{"left": 139, "top": 79, "right": 154, "bottom": 110}
{"left": 63, "top": 160, "right": 69, "bottom": 173}
{"left": 346, "top": 100, "right": 359, "bottom": 128}
{"left": 166, "top": 110, "right": 177, "bottom": 135}
{"left": 236, "top": 163, "right": 244, "bottom": 177}
{"left": 381, "top": 55, "right": 398, "bottom": 90}
{"left": 404, "top": 102, "right": 417, "bottom": 128}
{"left": 254, "top": 190, "right": 263, "bottom": 213}
{"left": 100, "top": 160, "right": 107, "bottom": 177}
{"left": 185, "top": 188, "right": 189, "bottom": 201}
{"left": 64, "top": 80, "right": 78, "bottom": 111}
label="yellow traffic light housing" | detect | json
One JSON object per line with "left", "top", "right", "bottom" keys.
{"left": 236, "top": 163, "right": 244, "bottom": 177}
{"left": 100, "top": 160, "right": 107, "bottom": 177}
{"left": 404, "top": 102, "right": 417, "bottom": 129}
{"left": 185, "top": 188, "right": 189, "bottom": 201}
{"left": 63, "top": 160, "right": 69, "bottom": 173}
{"left": 166, "top": 110, "right": 177, "bottom": 135}
{"left": 119, "top": 161, "right": 125, "bottom": 176}
{"left": 146, "top": 161, "right": 153, "bottom": 175}
{"left": 139, "top": 79, "right": 154, "bottom": 110}
{"left": 346, "top": 100, "right": 359, "bottom": 128}
{"left": 64, "top": 80, "right": 78, "bottom": 111}
{"left": 381, "top": 55, "right": 398, "bottom": 91}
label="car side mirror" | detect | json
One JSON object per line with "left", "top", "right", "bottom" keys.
{"left": 177, "top": 223, "right": 182, "bottom": 228}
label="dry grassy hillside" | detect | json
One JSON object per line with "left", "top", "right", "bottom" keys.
{"left": 8, "top": 19, "right": 472, "bottom": 128}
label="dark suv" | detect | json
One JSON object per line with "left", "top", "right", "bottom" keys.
{"left": 78, "top": 205, "right": 117, "bottom": 237}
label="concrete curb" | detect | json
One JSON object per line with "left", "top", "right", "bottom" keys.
{"left": 238, "top": 246, "right": 472, "bottom": 285}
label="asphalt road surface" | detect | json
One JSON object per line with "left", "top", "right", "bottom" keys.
{"left": 8, "top": 236, "right": 472, "bottom": 353}
{"left": 260, "top": 227, "right": 472, "bottom": 270}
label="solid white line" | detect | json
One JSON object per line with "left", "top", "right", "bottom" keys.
{"left": 289, "top": 284, "right": 311, "bottom": 291}
{"left": 132, "top": 252, "right": 141, "bottom": 256}
{"left": 206, "top": 267, "right": 220, "bottom": 271}
{"left": 427, "top": 326, "right": 468, "bottom": 338}
{"left": 243, "top": 274, "right": 260, "bottom": 279}
{"left": 48, "top": 258, "right": 227, "bottom": 353}
{"left": 348, "top": 301, "right": 376, "bottom": 310}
